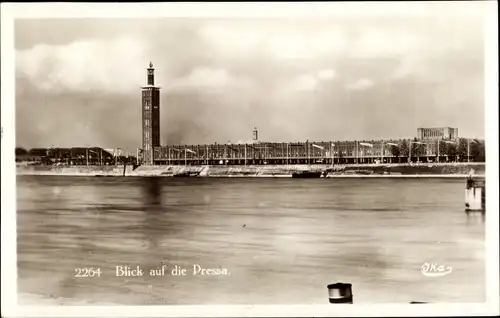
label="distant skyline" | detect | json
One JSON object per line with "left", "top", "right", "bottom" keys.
{"left": 15, "top": 2, "right": 487, "bottom": 151}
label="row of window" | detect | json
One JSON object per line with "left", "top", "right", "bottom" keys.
{"left": 142, "top": 91, "right": 159, "bottom": 101}
{"left": 143, "top": 105, "right": 160, "bottom": 111}
{"left": 143, "top": 119, "right": 160, "bottom": 126}
{"left": 143, "top": 131, "right": 159, "bottom": 140}
{"left": 422, "top": 130, "right": 444, "bottom": 138}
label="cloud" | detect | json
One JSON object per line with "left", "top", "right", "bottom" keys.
{"left": 351, "top": 27, "right": 425, "bottom": 59}
{"left": 170, "top": 67, "right": 231, "bottom": 90}
{"left": 16, "top": 37, "right": 148, "bottom": 93}
{"left": 317, "top": 68, "right": 336, "bottom": 81}
{"left": 390, "top": 56, "right": 427, "bottom": 80}
{"left": 287, "top": 68, "right": 337, "bottom": 92}
{"left": 267, "top": 27, "right": 346, "bottom": 60}
{"left": 291, "top": 74, "right": 318, "bottom": 91}
{"left": 269, "top": 35, "right": 316, "bottom": 60}
{"left": 198, "top": 21, "right": 347, "bottom": 61}
{"left": 309, "top": 29, "right": 347, "bottom": 57}
{"left": 198, "top": 23, "right": 264, "bottom": 58}
{"left": 197, "top": 20, "right": 458, "bottom": 65}
{"left": 345, "top": 78, "right": 374, "bottom": 91}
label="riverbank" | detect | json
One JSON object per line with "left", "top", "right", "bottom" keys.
{"left": 16, "top": 162, "right": 485, "bottom": 178}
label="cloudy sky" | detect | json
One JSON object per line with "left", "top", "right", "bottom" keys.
{"left": 15, "top": 2, "right": 487, "bottom": 151}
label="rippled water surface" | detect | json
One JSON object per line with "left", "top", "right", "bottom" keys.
{"left": 16, "top": 176, "right": 485, "bottom": 305}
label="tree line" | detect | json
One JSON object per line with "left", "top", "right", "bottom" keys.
{"left": 15, "top": 147, "right": 137, "bottom": 165}
{"left": 388, "top": 138, "right": 485, "bottom": 162}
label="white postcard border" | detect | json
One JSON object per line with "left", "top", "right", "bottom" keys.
{"left": 1, "top": 2, "right": 498, "bottom": 317}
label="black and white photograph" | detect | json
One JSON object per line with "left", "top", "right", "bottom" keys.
{"left": 1, "top": 1, "right": 499, "bottom": 317}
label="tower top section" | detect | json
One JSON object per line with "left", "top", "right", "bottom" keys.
{"left": 142, "top": 61, "right": 160, "bottom": 89}
{"left": 146, "top": 61, "right": 155, "bottom": 86}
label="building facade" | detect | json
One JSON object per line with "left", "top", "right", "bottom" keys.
{"left": 150, "top": 135, "right": 485, "bottom": 165}
{"left": 151, "top": 139, "right": 451, "bottom": 165}
{"left": 141, "top": 62, "right": 161, "bottom": 165}
{"left": 417, "top": 127, "right": 458, "bottom": 140}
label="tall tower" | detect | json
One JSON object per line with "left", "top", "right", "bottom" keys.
{"left": 141, "top": 62, "right": 161, "bottom": 165}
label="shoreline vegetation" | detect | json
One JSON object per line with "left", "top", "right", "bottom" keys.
{"left": 16, "top": 162, "right": 485, "bottom": 178}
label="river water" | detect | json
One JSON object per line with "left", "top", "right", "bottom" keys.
{"left": 16, "top": 176, "right": 485, "bottom": 305}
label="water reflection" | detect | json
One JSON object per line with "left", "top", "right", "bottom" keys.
{"left": 141, "top": 177, "right": 163, "bottom": 208}
{"left": 139, "top": 177, "right": 165, "bottom": 254}
{"left": 465, "top": 210, "right": 486, "bottom": 225}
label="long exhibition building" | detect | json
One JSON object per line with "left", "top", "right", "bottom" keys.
{"left": 139, "top": 63, "right": 482, "bottom": 166}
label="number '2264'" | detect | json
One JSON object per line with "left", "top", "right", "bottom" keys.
{"left": 74, "top": 268, "right": 101, "bottom": 278}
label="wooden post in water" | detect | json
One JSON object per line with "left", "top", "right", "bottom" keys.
{"left": 327, "top": 283, "right": 353, "bottom": 304}
{"left": 465, "top": 172, "right": 485, "bottom": 214}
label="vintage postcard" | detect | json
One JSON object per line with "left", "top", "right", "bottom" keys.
{"left": 1, "top": 1, "right": 499, "bottom": 317}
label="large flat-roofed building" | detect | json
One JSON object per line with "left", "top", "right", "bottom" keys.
{"left": 417, "top": 127, "right": 458, "bottom": 140}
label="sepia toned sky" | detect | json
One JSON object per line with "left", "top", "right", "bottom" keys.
{"left": 15, "top": 2, "right": 487, "bottom": 151}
